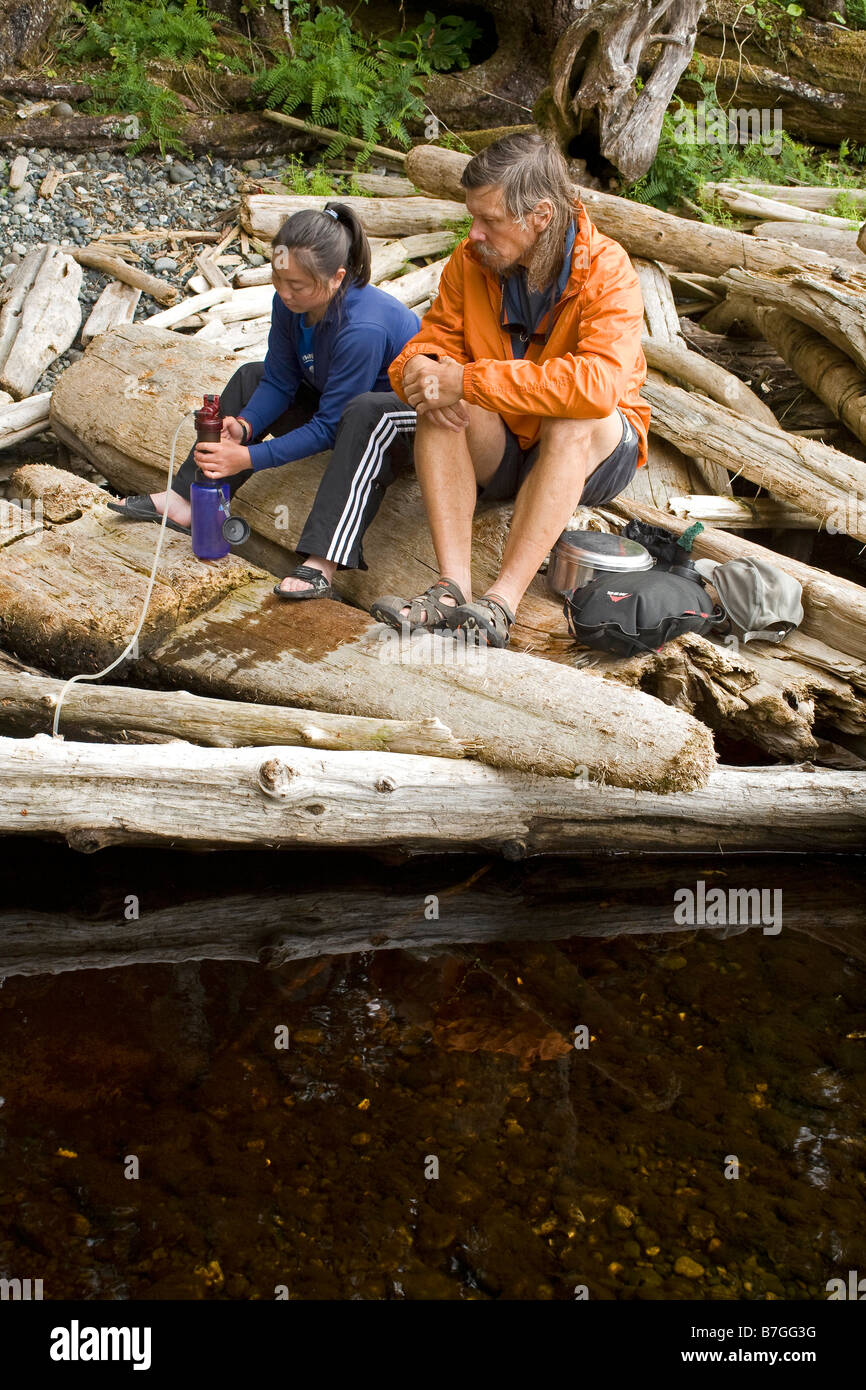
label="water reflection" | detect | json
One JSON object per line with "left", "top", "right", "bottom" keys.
{"left": 0, "top": 846, "right": 863, "bottom": 1300}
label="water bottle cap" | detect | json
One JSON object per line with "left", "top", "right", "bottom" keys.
{"left": 222, "top": 516, "right": 251, "bottom": 545}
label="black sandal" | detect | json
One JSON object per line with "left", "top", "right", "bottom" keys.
{"left": 370, "top": 577, "right": 467, "bottom": 633}
{"left": 106, "top": 494, "right": 191, "bottom": 535}
{"left": 273, "top": 564, "right": 334, "bottom": 601}
{"left": 447, "top": 592, "right": 516, "bottom": 648}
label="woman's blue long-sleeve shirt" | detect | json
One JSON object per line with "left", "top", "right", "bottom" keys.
{"left": 240, "top": 283, "right": 420, "bottom": 472}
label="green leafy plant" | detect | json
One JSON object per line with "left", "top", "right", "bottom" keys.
{"left": 626, "top": 78, "right": 866, "bottom": 218}
{"left": 278, "top": 156, "right": 369, "bottom": 196}
{"left": 742, "top": 1, "right": 804, "bottom": 36}
{"left": 62, "top": 0, "right": 227, "bottom": 66}
{"left": 830, "top": 188, "right": 866, "bottom": 219}
{"left": 251, "top": 3, "right": 479, "bottom": 162}
{"left": 57, "top": 0, "right": 247, "bottom": 153}
{"left": 843, "top": 0, "right": 866, "bottom": 27}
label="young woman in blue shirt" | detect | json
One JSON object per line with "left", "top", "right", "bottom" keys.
{"left": 109, "top": 202, "right": 420, "bottom": 598}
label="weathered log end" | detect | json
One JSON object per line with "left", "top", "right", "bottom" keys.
{"left": 10, "top": 463, "right": 105, "bottom": 524}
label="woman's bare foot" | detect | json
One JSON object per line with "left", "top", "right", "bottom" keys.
{"left": 150, "top": 490, "right": 192, "bottom": 528}
{"left": 276, "top": 556, "right": 337, "bottom": 594}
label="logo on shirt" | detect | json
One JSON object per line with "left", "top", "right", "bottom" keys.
{"left": 607, "top": 591, "right": 631, "bottom": 602}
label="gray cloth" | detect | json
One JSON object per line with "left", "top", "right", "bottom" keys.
{"left": 694, "top": 557, "right": 804, "bottom": 643}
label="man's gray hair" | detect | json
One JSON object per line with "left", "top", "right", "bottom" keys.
{"left": 460, "top": 132, "right": 576, "bottom": 291}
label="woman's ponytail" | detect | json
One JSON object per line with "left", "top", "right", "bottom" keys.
{"left": 323, "top": 201, "right": 371, "bottom": 289}
{"left": 271, "top": 199, "right": 371, "bottom": 297}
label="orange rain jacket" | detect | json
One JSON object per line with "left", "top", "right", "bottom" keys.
{"left": 388, "top": 198, "right": 650, "bottom": 469}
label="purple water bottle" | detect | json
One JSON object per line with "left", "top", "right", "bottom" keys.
{"left": 191, "top": 394, "right": 231, "bottom": 560}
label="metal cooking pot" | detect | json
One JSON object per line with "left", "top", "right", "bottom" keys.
{"left": 547, "top": 529, "right": 653, "bottom": 597}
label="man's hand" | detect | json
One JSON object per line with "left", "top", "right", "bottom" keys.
{"left": 220, "top": 415, "right": 246, "bottom": 444}
{"left": 194, "top": 439, "right": 251, "bottom": 478}
{"left": 421, "top": 404, "right": 469, "bottom": 432}
{"left": 403, "top": 353, "right": 465, "bottom": 414}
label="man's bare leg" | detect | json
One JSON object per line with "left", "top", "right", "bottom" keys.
{"left": 396, "top": 404, "right": 506, "bottom": 618}
{"left": 486, "top": 412, "right": 624, "bottom": 615}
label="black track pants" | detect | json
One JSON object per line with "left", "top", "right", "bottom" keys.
{"left": 172, "top": 361, "right": 416, "bottom": 570}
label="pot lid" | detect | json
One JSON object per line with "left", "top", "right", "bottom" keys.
{"left": 555, "top": 529, "right": 653, "bottom": 570}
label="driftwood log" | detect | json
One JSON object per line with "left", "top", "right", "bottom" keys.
{"left": 596, "top": 628, "right": 866, "bottom": 765}
{"left": 0, "top": 111, "right": 315, "bottom": 160}
{"left": 702, "top": 183, "right": 860, "bottom": 231}
{"left": 0, "top": 735, "right": 860, "bottom": 853}
{"left": 641, "top": 338, "right": 777, "bottom": 426}
{"left": 0, "top": 391, "right": 50, "bottom": 448}
{"left": 1, "top": 463, "right": 716, "bottom": 791}
{"left": 72, "top": 247, "right": 178, "bottom": 308}
{"left": 751, "top": 223, "right": 866, "bottom": 267}
{"left": 242, "top": 192, "right": 465, "bottom": 242}
{"left": 719, "top": 266, "right": 866, "bottom": 378}
{"left": 378, "top": 259, "right": 446, "bottom": 308}
{"left": 81, "top": 280, "right": 141, "bottom": 348}
{"left": 666, "top": 496, "right": 815, "bottom": 529}
{"left": 0, "top": 662, "right": 466, "bottom": 759}
{"left": 146, "top": 286, "right": 232, "bottom": 329}
{"left": 642, "top": 372, "right": 866, "bottom": 541}
{"left": 34, "top": 428, "right": 864, "bottom": 769}
{"left": 751, "top": 306, "right": 866, "bottom": 449}
{"left": 0, "top": 244, "right": 82, "bottom": 399}
{"left": 679, "top": 318, "right": 864, "bottom": 455}
{"left": 719, "top": 183, "right": 866, "bottom": 215}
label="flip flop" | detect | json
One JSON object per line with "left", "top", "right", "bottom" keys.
{"left": 447, "top": 593, "right": 516, "bottom": 648}
{"left": 106, "top": 495, "right": 191, "bottom": 535}
{"left": 273, "top": 564, "right": 334, "bottom": 601}
{"left": 370, "top": 577, "right": 467, "bottom": 633}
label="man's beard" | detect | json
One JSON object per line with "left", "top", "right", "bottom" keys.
{"left": 474, "top": 242, "right": 521, "bottom": 276}
{"left": 475, "top": 222, "right": 566, "bottom": 292}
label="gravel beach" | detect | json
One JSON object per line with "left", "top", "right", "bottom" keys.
{"left": 0, "top": 147, "right": 291, "bottom": 396}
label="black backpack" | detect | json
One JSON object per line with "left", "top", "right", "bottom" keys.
{"left": 563, "top": 544, "right": 725, "bottom": 659}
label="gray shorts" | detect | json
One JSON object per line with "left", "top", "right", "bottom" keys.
{"left": 478, "top": 407, "right": 639, "bottom": 506}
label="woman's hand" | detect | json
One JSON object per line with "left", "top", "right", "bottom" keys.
{"left": 194, "top": 440, "right": 251, "bottom": 478}
{"left": 220, "top": 415, "right": 246, "bottom": 444}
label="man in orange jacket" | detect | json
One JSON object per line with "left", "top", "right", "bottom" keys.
{"left": 371, "top": 131, "right": 650, "bottom": 647}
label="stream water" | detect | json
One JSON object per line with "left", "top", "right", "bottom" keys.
{"left": 0, "top": 843, "right": 863, "bottom": 1302}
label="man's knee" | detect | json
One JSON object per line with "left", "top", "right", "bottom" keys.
{"left": 538, "top": 411, "right": 619, "bottom": 441}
